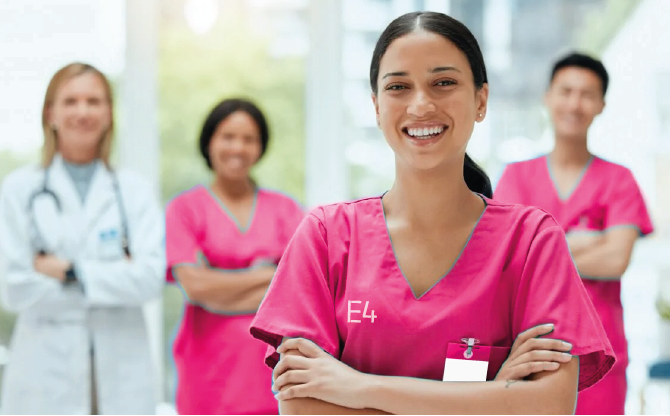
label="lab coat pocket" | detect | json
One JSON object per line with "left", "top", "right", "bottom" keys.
{"left": 97, "top": 228, "right": 123, "bottom": 260}
{"left": 487, "top": 346, "right": 512, "bottom": 380}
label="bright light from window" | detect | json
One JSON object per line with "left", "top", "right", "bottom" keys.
{"left": 184, "top": 0, "right": 218, "bottom": 35}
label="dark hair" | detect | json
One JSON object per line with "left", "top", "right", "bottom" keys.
{"left": 369, "top": 11, "right": 492, "bottom": 198}
{"left": 550, "top": 52, "right": 609, "bottom": 97}
{"left": 198, "top": 98, "right": 270, "bottom": 169}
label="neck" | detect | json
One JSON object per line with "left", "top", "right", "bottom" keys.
{"left": 59, "top": 149, "right": 98, "bottom": 165}
{"left": 212, "top": 175, "right": 255, "bottom": 199}
{"left": 550, "top": 136, "right": 592, "bottom": 168}
{"left": 384, "top": 159, "right": 482, "bottom": 229}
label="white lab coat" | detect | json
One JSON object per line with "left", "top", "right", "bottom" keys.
{"left": 0, "top": 154, "right": 165, "bottom": 415}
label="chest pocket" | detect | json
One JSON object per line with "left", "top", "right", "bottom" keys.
{"left": 96, "top": 227, "right": 124, "bottom": 260}
{"left": 569, "top": 205, "right": 606, "bottom": 232}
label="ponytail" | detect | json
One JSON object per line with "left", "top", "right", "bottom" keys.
{"left": 464, "top": 153, "right": 492, "bottom": 198}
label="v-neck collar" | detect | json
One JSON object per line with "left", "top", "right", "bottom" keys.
{"left": 204, "top": 185, "right": 259, "bottom": 234}
{"left": 545, "top": 154, "right": 595, "bottom": 202}
{"left": 380, "top": 193, "right": 489, "bottom": 300}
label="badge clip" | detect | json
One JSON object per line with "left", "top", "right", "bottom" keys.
{"left": 461, "top": 338, "right": 479, "bottom": 359}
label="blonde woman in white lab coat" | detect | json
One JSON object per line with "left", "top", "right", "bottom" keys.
{"left": 0, "top": 63, "right": 164, "bottom": 414}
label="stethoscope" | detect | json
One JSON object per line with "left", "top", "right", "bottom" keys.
{"left": 28, "top": 164, "right": 131, "bottom": 257}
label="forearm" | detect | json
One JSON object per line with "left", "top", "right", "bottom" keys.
{"left": 175, "top": 266, "right": 272, "bottom": 308}
{"left": 0, "top": 269, "right": 66, "bottom": 312}
{"left": 200, "top": 283, "right": 269, "bottom": 313}
{"left": 573, "top": 244, "right": 628, "bottom": 279}
{"left": 280, "top": 398, "right": 390, "bottom": 415}
{"left": 78, "top": 256, "right": 164, "bottom": 305}
{"left": 364, "top": 363, "right": 577, "bottom": 415}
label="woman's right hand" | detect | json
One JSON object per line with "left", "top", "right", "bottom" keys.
{"left": 494, "top": 324, "right": 573, "bottom": 381}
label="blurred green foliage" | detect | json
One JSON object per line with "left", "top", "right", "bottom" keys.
{"left": 158, "top": 16, "right": 306, "bottom": 205}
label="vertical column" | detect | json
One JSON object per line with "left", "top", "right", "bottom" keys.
{"left": 424, "top": 0, "right": 451, "bottom": 14}
{"left": 392, "top": 0, "right": 419, "bottom": 17}
{"left": 305, "top": 0, "right": 348, "bottom": 207}
{"left": 118, "top": 0, "right": 164, "bottom": 405}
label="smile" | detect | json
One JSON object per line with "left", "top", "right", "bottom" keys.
{"left": 402, "top": 125, "right": 448, "bottom": 146}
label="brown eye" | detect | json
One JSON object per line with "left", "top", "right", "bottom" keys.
{"left": 435, "top": 80, "right": 456, "bottom": 87}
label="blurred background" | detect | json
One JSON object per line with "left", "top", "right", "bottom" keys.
{"left": 1, "top": 0, "right": 669, "bottom": 413}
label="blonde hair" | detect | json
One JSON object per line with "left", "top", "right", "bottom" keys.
{"left": 41, "top": 63, "right": 114, "bottom": 167}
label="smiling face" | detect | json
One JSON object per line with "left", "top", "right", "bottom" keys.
{"left": 545, "top": 66, "right": 605, "bottom": 141}
{"left": 372, "top": 30, "right": 488, "bottom": 171}
{"left": 208, "top": 110, "right": 263, "bottom": 182}
{"left": 47, "top": 72, "right": 112, "bottom": 161}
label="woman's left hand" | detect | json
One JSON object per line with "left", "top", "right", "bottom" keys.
{"left": 273, "top": 337, "right": 372, "bottom": 409}
{"left": 34, "top": 254, "right": 70, "bottom": 282}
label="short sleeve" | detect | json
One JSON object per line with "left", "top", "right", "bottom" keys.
{"left": 604, "top": 169, "right": 654, "bottom": 236}
{"left": 249, "top": 210, "right": 340, "bottom": 368}
{"left": 165, "top": 197, "right": 201, "bottom": 284}
{"left": 513, "top": 225, "right": 615, "bottom": 391}
{"left": 493, "top": 164, "right": 521, "bottom": 203}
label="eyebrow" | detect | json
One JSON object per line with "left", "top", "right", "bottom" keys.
{"left": 382, "top": 66, "right": 461, "bottom": 80}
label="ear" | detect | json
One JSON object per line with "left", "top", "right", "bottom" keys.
{"left": 596, "top": 99, "right": 606, "bottom": 116}
{"left": 371, "top": 93, "right": 380, "bottom": 127}
{"left": 543, "top": 88, "right": 552, "bottom": 108}
{"left": 476, "top": 84, "right": 489, "bottom": 121}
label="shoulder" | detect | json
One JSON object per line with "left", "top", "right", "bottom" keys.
{"left": 593, "top": 156, "right": 635, "bottom": 180}
{"left": 309, "top": 195, "right": 381, "bottom": 225}
{"left": 502, "top": 156, "right": 546, "bottom": 175}
{"left": 165, "top": 185, "right": 207, "bottom": 212}
{"left": 484, "top": 197, "right": 562, "bottom": 239}
{"left": 115, "top": 168, "right": 153, "bottom": 190}
{"left": 0, "top": 164, "right": 43, "bottom": 198}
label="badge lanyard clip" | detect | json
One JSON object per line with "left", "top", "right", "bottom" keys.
{"left": 461, "top": 337, "right": 479, "bottom": 359}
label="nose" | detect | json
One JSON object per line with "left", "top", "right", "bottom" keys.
{"left": 228, "top": 137, "right": 246, "bottom": 154}
{"left": 75, "top": 100, "right": 93, "bottom": 117}
{"left": 566, "top": 93, "right": 582, "bottom": 112}
{"left": 407, "top": 90, "right": 436, "bottom": 118}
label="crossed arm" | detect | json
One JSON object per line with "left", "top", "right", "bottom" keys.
{"left": 275, "top": 330, "right": 579, "bottom": 415}
{"left": 173, "top": 264, "right": 275, "bottom": 313}
{"left": 567, "top": 227, "right": 639, "bottom": 279}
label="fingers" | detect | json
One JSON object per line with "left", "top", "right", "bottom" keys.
{"left": 277, "top": 338, "right": 324, "bottom": 359}
{"left": 273, "top": 355, "right": 312, "bottom": 381}
{"left": 273, "top": 370, "right": 311, "bottom": 392}
{"left": 511, "top": 324, "right": 554, "bottom": 353}
{"left": 276, "top": 383, "right": 311, "bottom": 401}
{"left": 504, "top": 361, "right": 561, "bottom": 380}
{"left": 511, "top": 350, "right": 573, "bottom": 366}
{"left": 510, "top": 337, "right": 573, "bottom": 362}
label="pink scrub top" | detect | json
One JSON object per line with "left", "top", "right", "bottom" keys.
{"left": 249, "top": 195, "right": 615, "bottom": 396}
{"left": 166, "top": 185, "right": 304, "bottom": 415}
{"left": 494, "top": 155, "right": 653, "bottom": 414}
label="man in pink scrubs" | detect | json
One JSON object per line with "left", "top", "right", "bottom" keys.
{"left": 166, "top": 99, "right": 305, "bottom": 414}
{"left": 495, "top": 53, "right": 654, "bottom": 415}
{"left": 249, "top": 13, "right": 615, "bottom": 415}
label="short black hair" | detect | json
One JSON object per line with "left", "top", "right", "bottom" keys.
{"left": 550, "top": 52, "right": 609, "bottom": 97}
{"left": 198, "top": 98, "right": 270, "bottom": 169}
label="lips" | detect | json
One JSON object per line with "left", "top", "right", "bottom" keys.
{"left": 401, "top": 124, "right": 448, "bottom": 147}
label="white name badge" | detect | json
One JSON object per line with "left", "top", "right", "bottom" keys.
{"left": 442, "top": 339, "right": 491, "bottom": 382}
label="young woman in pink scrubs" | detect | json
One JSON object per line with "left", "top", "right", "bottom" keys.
{"left": 495, "top": 53, "right": 654, "bottom": 415}
{"left": 165, "top": 98, "right": 305, "bottom": 414}
{"left": 249, "top": 12, "right": 615, "bottom": 415}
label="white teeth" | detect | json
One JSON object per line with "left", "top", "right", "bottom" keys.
{"left": 406, "top": 126, "right": 445, "bottom": 138}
